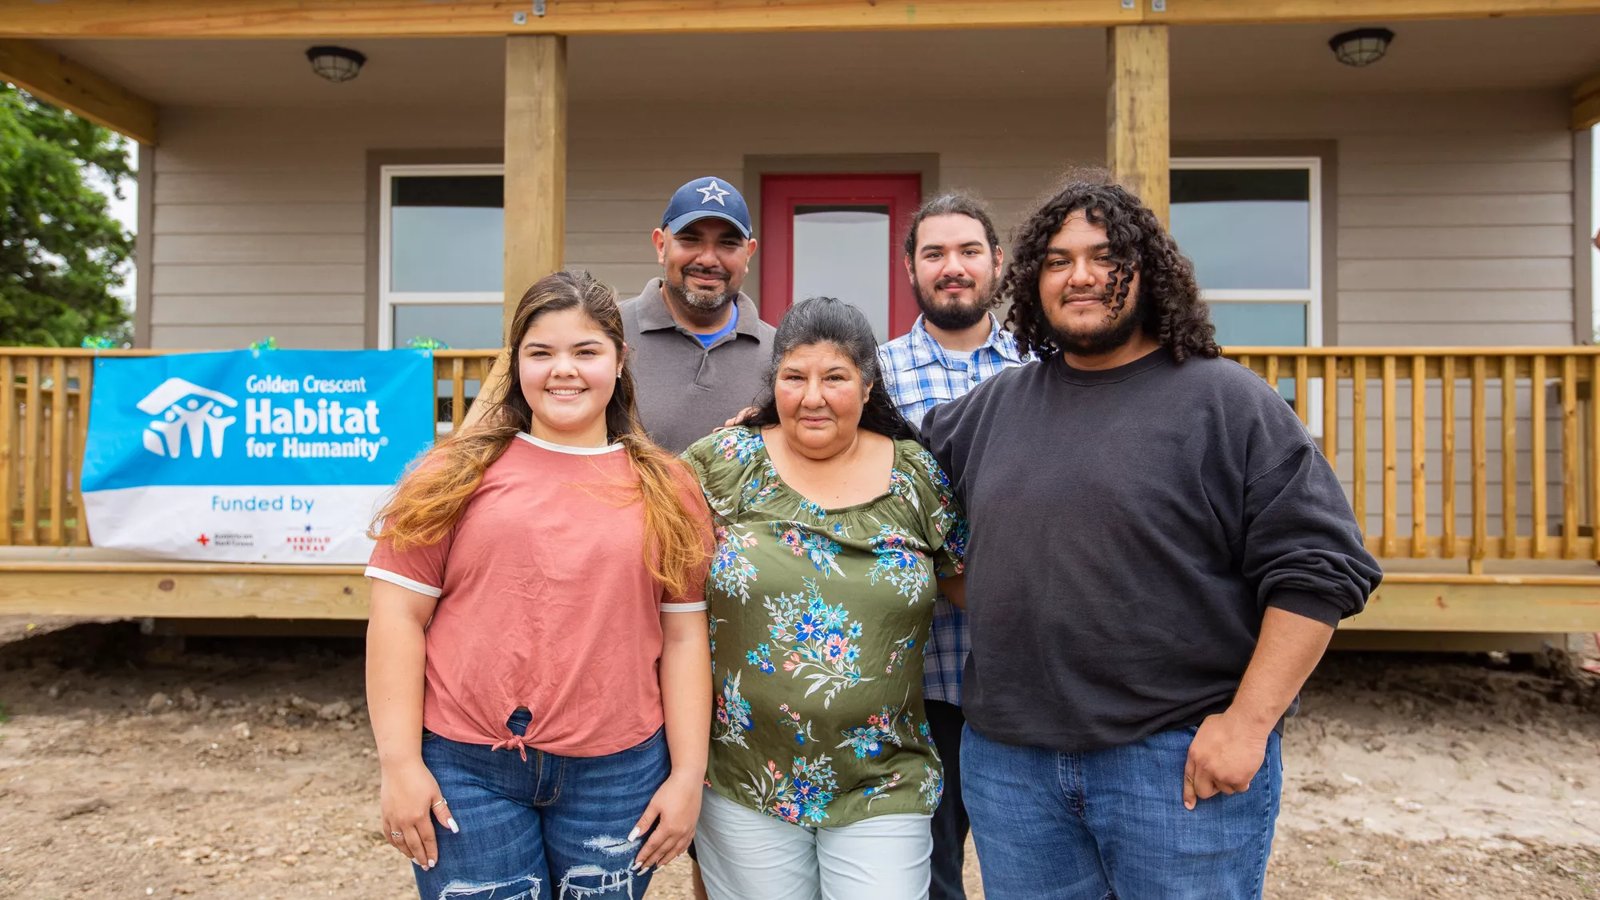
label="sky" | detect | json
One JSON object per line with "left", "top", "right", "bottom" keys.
{"left": 85, "top": 144, "right": 138, "bottom": 305}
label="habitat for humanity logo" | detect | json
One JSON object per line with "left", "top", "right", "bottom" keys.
{"left": 138, "top": 378, "right": 239, "bottom": 459}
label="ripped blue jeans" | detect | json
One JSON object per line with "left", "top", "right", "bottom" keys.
{"left": 414, "top": 709, "right": 670, "bottom": 900}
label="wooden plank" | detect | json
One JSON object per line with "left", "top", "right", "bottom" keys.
{"left": 21, "top": 358, "right": 41, "bottom": 545}
{"left": 1531, "top": 355, "right": 1548, "bottom": 558}
{"left": 1440, "top": 357, "right": 1456, "bottom": 558}
{"left": 1321, "top": 356, "right": 1337, "bottom": 470}
{"left": 0, "top": 39, "right": 156, "bottom": 144}
{"left": 1106, "top": 25, "right": 1169, "bottom": 225}
{"left": 1411, "top": 355, "right": 1427, "bottom": 557}
{"left": 1574, "top": 70, "right": 1600, "bottom": 131}
{"left": 1502, "top": 355, "right": 1518, "bottom": 558}
{"left": 151, "top": 264, "right": 365, "bottom": 296}
{"left": 1340, "top": 162, "right": 1572, "bottom": 197}
{"left": 1345, "top": 578, "right": 1600, "bottom": 634}
{"left": 152, "top": 234, "right": 366, "bottom": 266}
{"left": 450, "top": 357, "right": 466, "bottom": 432}
{"left": 1158, "top": 0, "right": 1600, "bottom": 25}
{"left": 1339, "top": 194, "right": 1571, "bottom": 228}
{"left": 0, "top": 355, "right": 12, "bottom": 545}
{"left": 1593, "top": 356, "right": 1600, "bottom": 562}
{"left": 1339, "top": 290, "right": 1571, "bottom": 322}
{"left": 1562, "top": 355, "right": 1579, "bottom": 558}
{"left": 1352, "top": 358, "right": 1368, "bottom": 532}
{"left": 72, "top": 358, "right": 92, "bottom": 545}
{"left": 1381, "top": 356, "right": 1397, "bottom": 556}
{"left": 1264, "top": 355, "right": 1280, "bottom": 390}
{"left": 1294, "top": 356, "right": 1309, "bottom": 427}
{"left": 0, "top": 566, "right": 369, "bottom": 619}
{"left": 0, "top": 0, "right": 1592, "bottom": 37}
{"left": 1339, "top": 259, "right": 1572, "bottom": 292}
{"left": 1337, "top": 228, "right": 1573, "bottom": 261}
{"left": 503, "top": 34, "right": 566, "bottom": 332}
{"left": 0, "top": 0, "right": 1139, "bottom": 36}
{"left": 1471, "top": 356, "right": 1488, "bottom": 563}
{"left": 47, "top": 356, "right": 66, "bottom": 546}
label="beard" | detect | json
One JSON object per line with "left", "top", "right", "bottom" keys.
{"left": 666, "top": 265, "right": 736, "bottom": 311}
{"left": 913, "top": 277, "right": 993, "bottom": 332}
{"left": 1047, "top": 291, "right": 1144, "bottom": 357}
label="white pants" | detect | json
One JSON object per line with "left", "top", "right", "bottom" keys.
{"left": 695, "top": 786, "right": 933, "bottom": 900}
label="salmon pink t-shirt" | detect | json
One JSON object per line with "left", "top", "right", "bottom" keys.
{"left": 367, "top": 432, "right": 712, "bottom": 757}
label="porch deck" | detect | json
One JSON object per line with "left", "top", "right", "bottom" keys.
{"left": 3, "top": 346, "right": 1600, "bottom": 638}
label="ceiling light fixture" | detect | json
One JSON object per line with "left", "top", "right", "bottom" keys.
{"left": 1328, "top": 28, "right": 1394, "bottom": 68}
{"left": 306, "top": 45, "right": 366, "bottom": 83}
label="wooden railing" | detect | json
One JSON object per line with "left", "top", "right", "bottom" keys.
{"left": 6, "top": 346, "right": 1600, "bottom": 570}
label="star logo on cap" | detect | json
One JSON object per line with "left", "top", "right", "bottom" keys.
{"left": 697, "top": 180, "right": 731, "bottom": 206}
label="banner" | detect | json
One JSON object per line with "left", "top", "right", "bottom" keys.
{"left": 82, "top": 349, "right": 435, "bottom": 563}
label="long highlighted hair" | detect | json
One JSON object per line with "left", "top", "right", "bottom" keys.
{"left": 372, "top": 270, "right": 709, "bottom": 598}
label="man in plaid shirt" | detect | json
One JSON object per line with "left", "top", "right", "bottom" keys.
{"left": 879, "top": 192, "right": 1024, "bottom": 900}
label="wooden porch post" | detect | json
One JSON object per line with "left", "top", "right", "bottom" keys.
{"left": 459, "top": 35, "right": 565, "bottom": 431}
{"left": 1106, "top": 25, "right": 1170, "bottom": 226}
{"left": 503, "top": 34, "right": 567, "bottom": 334}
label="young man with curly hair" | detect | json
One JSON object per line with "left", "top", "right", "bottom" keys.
{"left": 919, "top": 174, "right": 1382, "bottom": 899}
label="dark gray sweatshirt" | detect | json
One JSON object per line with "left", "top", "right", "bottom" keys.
{"left": 920, "top": 347, "right": 1382, "bottom": 753}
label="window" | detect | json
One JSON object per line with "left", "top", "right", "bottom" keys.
{"left": 1170, "top": 159, "right": 1321, "bottom": 350}
{"left": 1171, "top": 158, "right": 1322, "bottom": 425}
{"left": 378, "top": 165, "right": 506, "bottom": 349}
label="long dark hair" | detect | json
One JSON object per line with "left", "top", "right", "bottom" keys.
{"left": 743, "top": 296, "right": 916, "bottom": 441}
{"left": 1002, "top": 173, "right": 1219, "bottom": 363}
{"left": 373, "top": 270, "right": 708, "bottom": 597}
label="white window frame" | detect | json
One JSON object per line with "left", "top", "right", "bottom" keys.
{"left": 377, "top": 163, "right": 506, "bottom": 349}
{"left": 1171, "top": 156, "right": 1324, "bottom": 430}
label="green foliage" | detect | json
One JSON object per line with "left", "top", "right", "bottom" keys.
{"left": 0, "top": 84, "right": 133, "bottom": 347}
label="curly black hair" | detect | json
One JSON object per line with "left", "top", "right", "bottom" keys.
{"left": 1001, "top": 174, "right": 1219, "bottom": 363}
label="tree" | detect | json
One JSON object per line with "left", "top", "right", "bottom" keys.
{"left": 0, "top": 84, "right": 133, "bottom": 347}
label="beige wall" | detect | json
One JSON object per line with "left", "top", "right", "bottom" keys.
{"left": 142, "top": 88, "right": 1579, "bottom": 352}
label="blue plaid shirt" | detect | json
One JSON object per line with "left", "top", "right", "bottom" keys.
{"left": 878, "top": 314, "right": 1025, "bottom": 706}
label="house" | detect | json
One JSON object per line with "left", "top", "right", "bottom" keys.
{"left": 2, "top": 0, "right": 1600, "bottom": 647}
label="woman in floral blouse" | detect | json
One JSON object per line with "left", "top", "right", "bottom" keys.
{"left": 682, "top": 296, "right": 967, "bottom": 899}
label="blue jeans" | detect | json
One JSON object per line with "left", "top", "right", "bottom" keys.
{"left": 962, "top": 723, "right": 1281, "bottom": 900}
{"left": 415, "top": 709, "right": 670, "bottom": 900}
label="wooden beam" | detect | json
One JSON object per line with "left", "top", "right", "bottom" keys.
{"left": 1107, "top": 24, "right": 1170, "bottom": 225}
{"left": 0, "top": 563, "right": 369, "bottom": 619}
{"left": 4, "top": 0, "right": 1600, "bottom": 37}
{"left": 1574, "top": 70, "right": 1600, "bottom": 131}
{"left": 456, "top": 34, "right": 566, "bottom": 432}
{"left": 1156, "top": 0, "right": 1600, "bottom": 25}
{"left": 1344, "top": 574, "right": 1600, "bottom": 633}
{"left": 0, "top": 39, "right": 156, "bottom": 145}
{"left": 503, "top": 34, "right": 566, "bottom": 334}
{"left": 0, "top": 1, "right": 1139, "bottom": 38}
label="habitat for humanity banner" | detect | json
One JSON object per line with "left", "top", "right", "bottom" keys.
{"left": 81, "top": 350, "right": 435, "bottom": 563}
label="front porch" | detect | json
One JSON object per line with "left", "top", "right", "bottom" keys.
{"left": 4, "top": 346, "right": 1600, "bottom": 641}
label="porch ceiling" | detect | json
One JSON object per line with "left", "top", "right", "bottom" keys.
{"left": 31, "top": 14, "right": 1600, "bottom": 109}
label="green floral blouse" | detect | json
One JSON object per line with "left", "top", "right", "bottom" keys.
{"left": 682, "top": 426, "right": 967, "bottom": 827}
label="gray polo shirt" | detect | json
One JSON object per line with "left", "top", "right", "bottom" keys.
{"left": 620, "top": 278, "right": 776, "bottom": 454}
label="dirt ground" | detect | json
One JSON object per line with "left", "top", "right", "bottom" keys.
{"left": 1, "top": 616, "right": 1597, "bottom": 899}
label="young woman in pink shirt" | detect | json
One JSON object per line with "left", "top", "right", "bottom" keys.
{"left": 365, "top": 270, "right": 713, "bottom": 899}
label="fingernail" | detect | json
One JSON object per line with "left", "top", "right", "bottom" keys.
{"left": 447, "top": 817, "right": 459, "bottom": 834}
{"left": 412, "top": 858, "right": 423, "bottom": 867}
{"left": 627, "top": 827, "right": 640, "bottom": 842}
{"left": 427, "top": 859, "right": 436, "bottom": 869}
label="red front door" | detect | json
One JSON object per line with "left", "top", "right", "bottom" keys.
{"left": 759, "top": 173, "right": 922, "bottom": 340}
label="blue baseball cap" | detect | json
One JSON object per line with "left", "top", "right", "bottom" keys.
{"left": 661, "top": 176, "right": 753, "bottom": 239}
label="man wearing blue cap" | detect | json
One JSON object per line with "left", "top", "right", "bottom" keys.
{"left": 621, "top": 176, "right": 775, "bottom": 454}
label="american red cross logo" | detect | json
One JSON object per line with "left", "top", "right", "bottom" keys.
{"left": 195, "top": 533, "right": 210, "bottom": 546}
